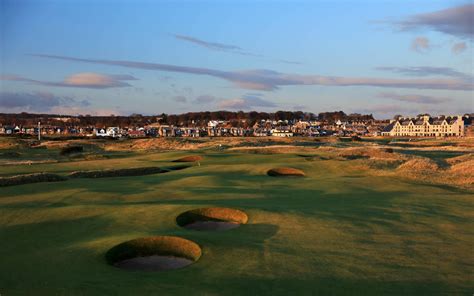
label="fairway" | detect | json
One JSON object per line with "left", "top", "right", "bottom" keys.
{"left": 0, "top": 141, "right": 473, "bottom": 295}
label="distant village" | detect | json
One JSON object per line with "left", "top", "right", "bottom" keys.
{"left": 0, "top": 111, "right": 472, "bottom": 138}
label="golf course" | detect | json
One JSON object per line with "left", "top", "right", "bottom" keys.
{"left": 0, "top": 136, "right": 473, "bottom": 295}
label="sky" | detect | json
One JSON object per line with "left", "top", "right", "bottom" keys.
{"left": 0, "top": 0, "right": 473, "bottom": 118}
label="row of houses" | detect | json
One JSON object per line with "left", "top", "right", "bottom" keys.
{"left": 0, "top": 114, "right": 470, "bottom": 138}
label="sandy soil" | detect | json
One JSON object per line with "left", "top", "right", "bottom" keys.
{"left": 114, "top": 255, "right": 193, "bottom": 271}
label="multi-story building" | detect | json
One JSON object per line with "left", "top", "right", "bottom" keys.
{"left": 382, "top": 115, "right": 464, "bottom": 137}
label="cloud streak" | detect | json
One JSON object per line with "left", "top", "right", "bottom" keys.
{"left": 31, "top": 54, "right": 473, "bottom": 91}
{"left": 1, "top": 73, "right": 136, "bottom": 89}
{"left": 396, "top": 3, "right": 474, "bottom": 40}
{"left": 173, "top": 34, "right": 302, "bottom": 63}
{"left": 376, "top": 66, "right": 472, "bottom": 81}
{"left": 174, "top": 34, "right": 242, "bottom": 52}
{"left": 173, "top": 34, "right": 261, "bottom": 57}
{"left": 378, "top": 92, "right": 449, "bottom": 104}
{"left": 218, "top": 94, "right": 276, "bottom": 110}
{"left": 0, "top": 91, "right": 90, "bottom": 112}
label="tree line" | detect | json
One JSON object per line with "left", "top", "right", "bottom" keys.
{"left": 0, "top": 111, "right": 374, "bottom": 127}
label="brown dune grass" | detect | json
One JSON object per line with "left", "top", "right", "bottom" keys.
{"left": 105, "top": 236, "right": 201, "bottom": 265}
{"left": 446, "top": 153, "right": 474, "bottom": 165}
{"left": 176, "top": 207, "right": 248, "bottom": 227}
{"left": 337, "top": 147, "right": 405, "bottom": 161}
{"left": 267, "top": 167, "right": 305, "bottom": 177}
{"left": 448, "top": 160, "right": 474, "bottom": 185}
{"left": 173, "top": 155, "right": 203, "bottom": 162}
{"left": 396, "top": 158, "right": 439, "bottom": 173}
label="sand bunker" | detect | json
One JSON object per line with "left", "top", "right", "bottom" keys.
{"left": 267, "top": 167, "right": 305, "bottom": 177}
{"left": 68, "top": 166, "right": 167, "bottom": 178}
{"left": 106, "top": 236, "right": 201, "bottom": 272}
{"left": 177, "top": 207, "right": 248, "bottom": 231}
{"left": 0, "top": 173, "right": 67, "bottom": 187}
{"left": 173, "top": 155, "right": 203, "bottom": 162}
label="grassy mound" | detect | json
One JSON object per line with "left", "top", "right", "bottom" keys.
{"left": 105, "top": 236, "right": 202, "bottom": 265}
{"left": 173, "top": 155, "right": 203, "bottom": 162}
{"left": 337, "top": 148, "right": 400, "bottom": 160}
{"left": 176, "top": 207, "right": 248, "bottom": 228}
{"left": 397, "top": 158, "right": 439, "bottom": 173}
{"left": 60, "top": 145, "right": 84, "bottom": 155}
{"left": 68, "top": 166, "right": 167, "bottom": 178}
{"left": 267, "top": 167, "right": 305, "bottom": 177}
{"left": 449, "top": 160, "right": 474, "bottom": 185}
{"left": 446, "top": 153, "right": 474, "bottom": 165}
{"left": 0, "top": 173, "right": 67, "bottom": 187}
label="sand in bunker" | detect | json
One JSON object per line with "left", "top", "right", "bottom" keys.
{"left": 184, "top": 221, "right": 241, "bottom": 231}
{"left": 114, "top": 255, "right": 193, "bottom": 271}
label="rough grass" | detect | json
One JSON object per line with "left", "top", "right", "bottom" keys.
{"left": 0, "top": 172, "right": 67, "bottom": 187}
{"left": 105, "top": 236, "right": 202, "bottom": 264}
{"left": 173, "top": 155, "right": 203, "bottom": 162}
{"left": 448, "top": 160, "right": 474, "bottom": 186}
{"left": 68, "top": 166, "right": 168, "bottom": 178}
{"left": 60, "top": 145, "right": 84, "bottom": 155}
{"left": 397, "top": 158, "right": 440, "bottom": 174}
{"left": 336, "top": 147, "right": 405, "bottom": 161}
{"left": 176, "top": 207, "right": 248, "bottom": 227}
{"left": 267, "top": 167, "right": 305, "bottom": 177}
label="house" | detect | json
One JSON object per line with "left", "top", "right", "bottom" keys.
{"left": 128, "top": 130, "right": 146, "bottom": 138}
{"left": 382, "top": 115, "right": 464, "bottom": 137}
{"left": 106, "top": 127, "right": 121, "bottom": 138}
{"left": 271, "top": 126, "right": 293, "bottom": 137}
{"left": 95, "top": 128, "right": 108, "bottom": 137}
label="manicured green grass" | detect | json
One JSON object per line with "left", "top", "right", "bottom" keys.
{"left": 0, "top": 147, "right": 473, "bottom": 295}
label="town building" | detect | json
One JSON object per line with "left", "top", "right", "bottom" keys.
{"left": 382, "top": 115, "right": 464, "bottom": 137}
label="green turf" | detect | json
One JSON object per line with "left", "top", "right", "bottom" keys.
{"left": 0, "top": 147, "right": 473, "bottom": 295}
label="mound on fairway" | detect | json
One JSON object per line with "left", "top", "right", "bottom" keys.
{"left": 267, "top": 167, "right": 305, "bottom": 177}
{"left": 106, "top": 236, "right": 201, "bottom": 272}
{"left": 0, "top": 173, "right": 67, "bottom": 187}
{"left": 68, "top": 166, "right": 168, "bottom": 178}
{"left": 172, "top": 155, "right": 203, "bottom": 162}
{"left": 176, "top": 207, "right": 248, "bottom": 231}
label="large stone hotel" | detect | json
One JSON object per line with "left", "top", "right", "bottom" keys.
{"left": 382, "top": 115, "right": 464, "bottom": 137}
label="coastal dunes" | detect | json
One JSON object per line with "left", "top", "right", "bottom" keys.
{"left": 177, "top": 207, "right": 248, "bottom": 231}
{"left": 106, "top": 236, "right": 201, "bottom": 271}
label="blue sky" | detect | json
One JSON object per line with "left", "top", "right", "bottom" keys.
{"left": 0, "top": 0, "right": 472, "bottom": 118}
